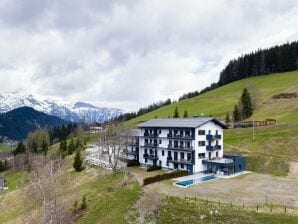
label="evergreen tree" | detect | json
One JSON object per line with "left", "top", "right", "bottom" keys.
{"left": 13, "top": 142, "right": 26, "bottom": 155}
{"left": 240, "top": 88, "right": 253, "bottom": 119}
{"left": 41, "top": 140, "right": 48, "bottom": 154}
{"left": 173, "top": 106, "right": 180, "bottom": 118}
{"left": 0, "top": 161, "right": 3, "bottom": 172}
{"left": 225, "top": 113, "right": 231, "bottom": 124}
{"left": 3, "top": 159, "right": 9, "bottom": 171}
{"left": 233, "top": 104, "right": 240, "bottom": 122}
{"left": 32, "top": 141, "right": 38, "bottom": 153}
{"left": 73, "top": 148, "right": 84, "bottom": 172}
{"left": 68, "top": 138, "right": 75, "bottom": 155}
{"left": 183, "top": 110, "right": 188, "bottom": 118}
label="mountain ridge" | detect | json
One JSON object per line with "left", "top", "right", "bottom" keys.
{"left": 0, "top": 92, "right": 123, "bottom": 123}
{"left": 0, "top": 106, "right": 67, "bottom": 140}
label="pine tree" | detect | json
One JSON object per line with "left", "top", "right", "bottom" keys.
{"left": 173, "top": 106, "right": 180, "bottom": 118}
{"left": 13, "top": 142, "right": 26, "bottom": 155}
{"left": 225, "top": 113, "right": 231, "bottom": 124}
{"left": 73, "top": 148, "right": 84, "bottom": 172}
{"left": 68, "top": 138, "right": 75, "bottom": 155}
{"left": 183, "top": 110, "right": 188, "bottom": 118}
{"left": 0, "top": 161, "right": 3, "bottom": 172}
{"left": 42, "top": 140, "right": 48, "bottom": 155}
{"left": 240, "top": 88, "right": 253, "bottom": 119}
{"left": 233, "top": 104, "right": 240, "bottom": 122}
{"left": 3, "top": 159, "right": 9, "bottom": 171}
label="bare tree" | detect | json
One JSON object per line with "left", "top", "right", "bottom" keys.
{"left": 23, "top": 154, "right": 73, "bottom": 224}
{"left": 99, "top": 124, "right": 130, "bottom": 174}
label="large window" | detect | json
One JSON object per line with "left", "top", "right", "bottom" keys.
{"left": 180, "top": 152, "right": 184, "bottom": 160}
{"left": 198, "top": 141, "right": 205, "bottom": 146}
{"left": 181, "top": 164, "right": 184, "bottom": 169}
{"left": 198, "top": 130, "right": 205, "bottom": 135}
{"left": 162, "top": 150, "right": 164, "bottom": 156}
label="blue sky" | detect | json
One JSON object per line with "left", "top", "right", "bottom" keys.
{"left": 0, "top": 0, "right": 298, "bottom": 111}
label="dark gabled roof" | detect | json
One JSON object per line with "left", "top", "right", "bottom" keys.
{"left": 137, "top": 118, "right": 227, "bottom": 129}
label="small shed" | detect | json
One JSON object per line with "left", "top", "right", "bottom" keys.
{"left": 0, "top": 177, "right": 4, "bottom": 191}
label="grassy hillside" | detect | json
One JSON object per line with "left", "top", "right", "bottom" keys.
{"left": 129, "top": 71, "right": 298, "bottom": 124}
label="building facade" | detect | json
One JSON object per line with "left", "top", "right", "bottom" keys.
{"left": 123, "top": 129, "right": 140, "bottom": 161}
{"left": 134, "top": 118, "right": 245, "bottom": 175}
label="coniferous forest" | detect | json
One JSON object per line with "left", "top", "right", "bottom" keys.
{"left": 219, "top": 41, "right": 298, "bottom": 85}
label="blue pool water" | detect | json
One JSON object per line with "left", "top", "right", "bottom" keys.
{"left": 175, "top": 175, "right": 217, "bottom": 187}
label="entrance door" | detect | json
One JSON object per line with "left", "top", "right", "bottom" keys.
{"left": 187, "top": 165, "right": 193, "bottom": 174}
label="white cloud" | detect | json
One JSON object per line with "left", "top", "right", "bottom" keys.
{"left": 0, "top": 0, "right": 298, "bottom": 111}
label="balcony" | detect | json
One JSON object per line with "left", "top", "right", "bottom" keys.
{"left": 214, "top": 145, "right": 222, "bottom": 150}
{"left": 144, "top": 153, "right": 158, "bottom": 160}
{"left": 167, "top": 133, "right": 195, "bottom": 140}
{"left": 167, "top": 158, "right": 194, "bottom": 164}
{"left": 206, "top": 145, "right": 214, "bottom": 151}
{"left": 144, "top": 142, "right": 158, "bottom": 148}
{"left": 214, "top": 134, "right": 222, "bottom": 140}
{"left": 144, "top": 132, "right": 159, "bottom": 138}
{"left": 167, "top": 144, "right": 193, "bottom": 151}
{"left": 206, "top": 135, "right": 214, "bottom": 141}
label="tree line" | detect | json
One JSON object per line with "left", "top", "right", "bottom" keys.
{"left": 111, "top": 98, "right": 172, "bottom": 122}
{"left": 219, "top": 41, "right": 298, "bottom": 85}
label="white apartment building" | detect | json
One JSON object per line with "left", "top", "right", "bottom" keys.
{"left": 135, "top": 118, "right": 245, "bottom": 175}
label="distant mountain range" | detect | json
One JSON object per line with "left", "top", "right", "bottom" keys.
{"left": 0, "top": 107, "right": 67, "bottom": 140}
{"left": 0, "top": 92, "right": 123, "bottom": 123}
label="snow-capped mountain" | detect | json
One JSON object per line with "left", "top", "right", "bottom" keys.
{"left": 0, "top": 92, "right": 123, "bottom": 123}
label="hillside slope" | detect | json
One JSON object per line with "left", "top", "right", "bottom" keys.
{"left": 129, "top": 71, "right": 298, "bottom": 124}
{"left": 0, "top": 107, "right": 67, "bottom": 140}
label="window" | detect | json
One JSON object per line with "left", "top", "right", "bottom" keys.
{"left": 145, "top": 148, "right": 148, "bottom": 154}
{"left": 181, "top": 164, "right": 184, "bottom": 169}
{"left": 208, "top": 130, "right": 211, "bottom": 134}
{"left": 169, "top": 140, "right": 172, "bottom": 145}
{"left": 145, "top": 158, "right": 148, "bottom": 163}
{"left": 159, "top": 139, "right": 162, "bottom": 144}
{"left": 216, "top": 151, "right": 219, "bottom": 157}
{"left": 180, "top": 152, "right": 184, "bottom": 160}
{"left": 216, "top": 140, "right": 219, "bottom": 145}
{"left": 186, "top": 130, "right": 190, "bottom": 136}
{"left": 162, "top": 150, "right": 164, "bottom": 156}
{"left": 145, "top": 139, "right": 148, "bottom": 143}
{"left": 198, "top": 130, "right": 205, "bottom": 135}
{"left": 159, "top": 129, "right": 161, "bottom": 134}
{"left": 166, "top": 161, "right": 169, "bottom": 166}
{"left": 198, "top": 141, "right": 205, "bottom": 146}
{"left": 216, "top": 130, "right": 218, "bottom": 135}
{"left": 198, "top": 153, "right": 205, "bottom": 159}
{"left": 149, "top": 149, "right": 153, "bottom": 154}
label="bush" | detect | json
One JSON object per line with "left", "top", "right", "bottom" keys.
{"left": 126, "top": 160, "right": 140, "bottom": 167}
{"left": 146, "top": 165, "right": 161, "bottom": 172}
{"left": 143, "top": 170, "right": 188, "bottom": 185}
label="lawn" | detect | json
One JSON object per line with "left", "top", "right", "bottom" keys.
{"left": 224, "top": 123, "right": 298, "bottom": 176}
{"left": 157, "top": 196, "right": 298, "bottom": 224}
{"left": 0, "top": 143, "right": 14, "bottom": 152}
{"left": 128, "top": 71, "right": 298, "bottom": 124}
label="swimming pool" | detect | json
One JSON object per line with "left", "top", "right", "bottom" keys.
{"left": 175, "top": 175, "right": 217, "bottom": 187}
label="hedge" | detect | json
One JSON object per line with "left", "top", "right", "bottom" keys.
{"left": 127, "top": 160, "right": 140, "bottom": 167}
{"left": 143, "top": 170, "right": 188, "bottom": 185}
{"left": 146, "top": 165, "right": 162, "bottom": 172}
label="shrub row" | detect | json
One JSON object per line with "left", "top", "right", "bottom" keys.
{"left": 127, "top": 160, "right": 140, "bottom": 167}
{"left": 143, "top": 170, "right": 188, "bottom": 185}
{"left": 146, "top": 165, "right": 162, "bottom": 172}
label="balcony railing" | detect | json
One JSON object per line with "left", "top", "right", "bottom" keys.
{"left": 206, "top": 145, "right": 214, "bottom": 151}
{"left": 214, "top": 134, "right": 222, "bottom": 139}
{"left": 143, "top": 153, "right": 158, "bottom": 160}
{"left": 167, "top": 158, "right": 194, "bottom": 164}
{"left": 144, "top": 133, "right": 159, "bottom": 138}
{"left": 144, "top": 142, "right": 158, "bottom": 148}
{"left": 167, "top": 133, "right": 194, "bottom": 140}
{"left": 206, "top": 135, "right": 214, "bottom": 141}
{"left": 214, "top": 145, "right": 222, "bottom": 150}
{"left": 167, "top": 144, "right": 193, "bottom": 151}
